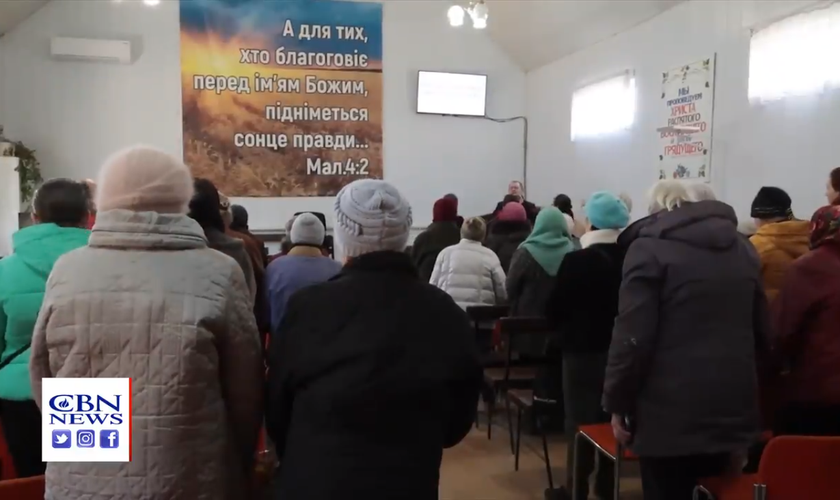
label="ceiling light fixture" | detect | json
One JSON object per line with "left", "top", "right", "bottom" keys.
{"left": 143, "top": 0, "right": 161, "bottom": 6}
{"left": 448, "top": 1, "right": 488, "bottom": 30}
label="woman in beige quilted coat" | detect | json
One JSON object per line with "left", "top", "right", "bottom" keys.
{"left": 29, "top": 146, "right": 264, "bottom": 500}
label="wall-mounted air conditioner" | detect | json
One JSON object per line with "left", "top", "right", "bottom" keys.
{"left": 50, "top": 37, "right": 132, "bottom": 64}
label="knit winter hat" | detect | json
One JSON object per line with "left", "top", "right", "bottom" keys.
{"left": 290, "top": 212, "right": 326, "bottom": 246}
{"left": 96, "top": 145, "right": 193, "bottom": 214}
{"left": 432, "top": 197, "right": 458, "bottom": 223}
{"left": 585, "top": 191, "right": 630, "bottom": 230}
{"left": 498, "top": 201, "right": 527, "bottom": 222}
{"left": 333, "top": 179, "right": 412, "bottom": 258}
{"left": 751, "top": 186, "right": 793, "bottom": 219}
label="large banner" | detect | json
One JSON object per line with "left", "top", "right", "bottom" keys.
{"left": 180, "top": 0, "right": 383, "bottom": 197}
{"left": 657, "top": 56, "right": 716, "bottom": 181}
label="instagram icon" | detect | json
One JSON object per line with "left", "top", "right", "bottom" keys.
{"left": 77, "top": 430, "right": 95, "bottom": 448}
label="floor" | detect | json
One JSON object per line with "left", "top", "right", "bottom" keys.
{"left": 440, "top": 418, "right": 643, "bottom": 500}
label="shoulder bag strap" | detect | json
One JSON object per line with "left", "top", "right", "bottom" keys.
{"left": 0, "top": 343, "right": 31, "bottom": 372}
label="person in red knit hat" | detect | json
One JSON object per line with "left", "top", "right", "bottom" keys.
{"left": 411, "top": 197, "right": 461, "bottom": 282}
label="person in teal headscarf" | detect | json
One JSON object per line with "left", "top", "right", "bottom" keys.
{"left": 506, "top": 206, "right": 575, "bottom": 316}
{"left": 505, "top": 206, "right": 576, "bottom": 433}
{"left": 506, "top": 207, "right": 575, "bottom": 307}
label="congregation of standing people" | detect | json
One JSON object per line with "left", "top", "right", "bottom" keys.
{"left": 0, "top": 144, "right": 839, "bottom": 500}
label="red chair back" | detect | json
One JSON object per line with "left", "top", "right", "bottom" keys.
{"left": 0, "top": 475, "right": 45, "bottom": 499}
{"left": 759, "top": 436, "right": 840, "bottom": 499}
{"left": 0, "top": 421, "right": 16, "bottom": 480}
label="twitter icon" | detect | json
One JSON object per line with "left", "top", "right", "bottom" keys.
{"left": 52, "top": 430, "right": 72, "bottom": 449}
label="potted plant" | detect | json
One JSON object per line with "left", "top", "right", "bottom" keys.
{"left": 0, "top": 126, "right": 14, "bottom": 157}
{"left": 12, "top": 141, "right": 43, "bottom": 207}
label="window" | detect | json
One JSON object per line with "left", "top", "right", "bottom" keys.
{"left": 748, "top": 3, "right": 840, "bottom": 102}
{"left": 571, "top": 74, "right": 636, "bottom": 141}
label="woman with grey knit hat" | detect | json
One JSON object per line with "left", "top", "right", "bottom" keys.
{"left": 265, "top": 179, "right": 482, "bottom": 500}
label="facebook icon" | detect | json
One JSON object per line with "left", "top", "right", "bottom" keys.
{"left": 99, "top": 430, "right": 119, "bottom": 449}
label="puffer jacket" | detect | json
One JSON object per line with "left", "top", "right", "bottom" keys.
{"left": 429, "top": 239, "right": 507, "bottom": 309}
{"left": 749, "top": 220, "right": 811, "bottom": 302}
{"left": 29, "top": 209, "right": 264, "bottom": 500}
{"left": 0, "top": 223, "right": 89, "bottom": 401}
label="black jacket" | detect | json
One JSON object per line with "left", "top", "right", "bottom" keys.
{"left": 604, "top": 201, "right": 769, "bottom": 457}
{"left": 411, "top": 221, "right": 461, "bottom": 282}
{"left": 484, "top": 220, "right": 531, "bottom": 272}
{"left": 266, "top": 251, "right": 482, "bottom": 500}
{"left": 545, "top": 232, "right": 623, "bottom": 353}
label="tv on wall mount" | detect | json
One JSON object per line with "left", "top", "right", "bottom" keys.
{"left": 416, "top": 71, "right": 488, "bottom": 117}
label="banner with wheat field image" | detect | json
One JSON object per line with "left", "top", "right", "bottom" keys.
{"left": 180, "top": 0, "right": 383, "bottom": 197}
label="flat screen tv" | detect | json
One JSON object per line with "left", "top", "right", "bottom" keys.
{"left": 416, "top": 71, "right": 487, "bottom": 117}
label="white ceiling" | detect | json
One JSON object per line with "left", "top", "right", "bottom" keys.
{"left": 486, "top": 0, "right": 685, "bottom": 71}
{"left": 0, "top": 1, "right": 682, "bottom": 71}
{"left": 0, "top": 0, "right": 48, "bottom": 37}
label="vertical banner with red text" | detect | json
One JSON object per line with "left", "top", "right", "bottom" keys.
{"left": 180, "top": 0, "right": 383, "bottom": 197}
{"left": 657, "top": 56, "right": 716, "bottom": 181}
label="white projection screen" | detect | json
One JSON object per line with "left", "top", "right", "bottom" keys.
{"left": 416, "top": 71, "right": 488, "bottom": 117}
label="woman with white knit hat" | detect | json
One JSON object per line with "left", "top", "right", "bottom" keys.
{"left": 265, "top": 179, "right": 482, "bottom": 500}
{"left": 29, "top": 146, "right": 264, "bottom": 500}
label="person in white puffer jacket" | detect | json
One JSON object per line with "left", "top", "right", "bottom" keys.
{"left": 430, "top": 217, "right": 507, "bottom": 309}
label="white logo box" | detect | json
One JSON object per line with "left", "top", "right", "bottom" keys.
{"left": 42, "top": 378, "right": 131, "bottom": 463}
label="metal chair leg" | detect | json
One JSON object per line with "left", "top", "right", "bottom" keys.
{"left": 540, "top": 418, "right": 554, "bottom": 490}
{"left": 487, "top": 397, "right": 494, "bottom": 440}
{"left": 505, "top": 393, "right": 515, "bottom": 454}
{"left": 754, "top": 484, "right": 767, "bottom": 500}
{"left": 514, "top": 407, "right": 523, "bottom": 471}
{"left": 614, "top": 444, "right": 623, "bottom": 500}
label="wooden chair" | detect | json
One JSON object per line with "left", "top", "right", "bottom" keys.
{"left": 465, "top": 305, "right": 509, "bottom": 366}
{"left": 484, "top": 317, "right": 556, "bottom": 476}
{"left": 0, "top": 475, "right": 45, "bottom": 499}
{"left": 695, "top": 435, "right": 840, "bottom": 500}
{"left": 574, "top": 423, "right": 638, "bottom": 500}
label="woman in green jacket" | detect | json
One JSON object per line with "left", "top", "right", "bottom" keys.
{"left": 0, "top": 178, "right": 90, "bottom": 477}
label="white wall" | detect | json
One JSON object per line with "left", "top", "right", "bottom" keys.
{"left": 0, "top": 0, "right": 525, "bottom": 229}
{"left": 526, "top": 0, "right": 837, "bottom": 221}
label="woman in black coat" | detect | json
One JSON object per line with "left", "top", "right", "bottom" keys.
{"left": 266, "top": 180, "right": 481, "bottom": 500}
{"left": 603, "top": 181, "right": 771, "bottom": 500}
{"left": 485, "top": 201, "right": 531, "bottom": 272}
{"left": 545, "top": 192, "right": 629, "bottom": 500}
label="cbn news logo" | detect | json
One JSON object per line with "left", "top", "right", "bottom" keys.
{"left": 42, "top": 378, "right": 131, "bottom": 463}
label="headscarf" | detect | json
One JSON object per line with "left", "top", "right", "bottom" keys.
{"left": 809, "top": 204, "right": 840, "bottom": 249}
{"left": 518, "top": 207, "right": 574, "bottom": 276}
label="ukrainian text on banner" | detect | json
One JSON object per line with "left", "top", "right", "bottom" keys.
{"left": 180, "top": 0, "right": 383, "bottom": 197}
{"left": 657, "top": 56, "right": 716, "bottom": 181}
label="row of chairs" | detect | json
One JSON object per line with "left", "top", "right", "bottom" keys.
{"left": 467, "top": 305, "right": 638, "bottom": 498}
{"left": 465, "top": 305, "right": 840, "bottom": 500}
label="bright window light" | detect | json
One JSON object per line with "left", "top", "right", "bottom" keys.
{"left": 748, "top": 3, "right": 840, "bottom": 103}
{"left": 570, "top": 74, "right": 636, "bottom": 141}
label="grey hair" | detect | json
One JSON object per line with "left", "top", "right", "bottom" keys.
{"left": 685, "top": 182, "right": 717, "bottom": 202}
{"left": 460, "top": 216, "right": 487, "bottom": 242}
{"left": 647, "top": 180, "right": 691, "bottom": 214}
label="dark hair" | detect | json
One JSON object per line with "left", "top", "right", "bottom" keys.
{"left": 188, "top": 178, "right": 225, "bottom": 232}
{"left": 831, "top": 167, "right": 840, "bottom": 195}
{"left": 33, "top": 179, "right": 90, "bottom": 227}
{"left": 553, "top": 194, "right": 574, "bottom": 218}
{"left": 502, "top": 194, "right": 519, "bottom": 204}
{"left": 443, "top": 193, "right": 458, "bottom": 202}
{"left": 230, "top": 204, "right": 248, "bottom": 231}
